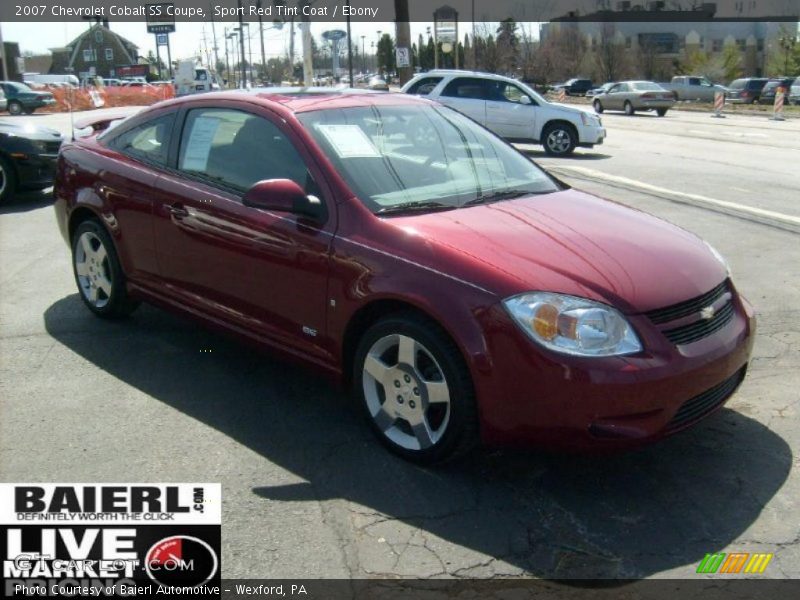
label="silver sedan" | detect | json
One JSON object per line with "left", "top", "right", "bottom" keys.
{"left": 593, "top": 81, "right": 676, "bottom": 116}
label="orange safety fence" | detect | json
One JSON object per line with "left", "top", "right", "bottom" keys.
{"left": 39, "top": 85, "right": 175, "bottom": 113}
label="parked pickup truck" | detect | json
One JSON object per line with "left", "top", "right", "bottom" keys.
{"left": 659, "top": 76, "right": 727, "bottom": 101}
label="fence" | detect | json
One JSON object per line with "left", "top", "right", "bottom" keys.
{"left": 39, "top": 85, "right": 175, "bottom": 113}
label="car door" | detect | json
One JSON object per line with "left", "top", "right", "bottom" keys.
{"left": 436, "top": 77, "right": 488, "bottom": 126}
{"left": 606, "top": 82, "right": 629, "bottom": 110}
{"left": 150, "top": 102, "right": 337, "bottom": 364}
{"left": 484, "top": 80, "right": 536, "bottom": 140}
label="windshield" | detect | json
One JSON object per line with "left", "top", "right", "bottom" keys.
{"left": 297, "top": 104, "right": 560, "bottom": 215}
{"left": 7, "top": 82, "right": 32, "bottom": 93}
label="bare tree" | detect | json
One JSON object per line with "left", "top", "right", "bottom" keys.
{"left": 594, "top": 23, "right": 629, "bottom": 82}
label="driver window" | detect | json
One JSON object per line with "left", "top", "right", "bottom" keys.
{"left": 498, "top": 82, "right": 531, "bottom": 104}
{"left": 177, "top": 108, "right": 309, "bottom": 193}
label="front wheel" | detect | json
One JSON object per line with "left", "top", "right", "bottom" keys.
{"left": 542, "top": 123, "right": 577, "bottom": 157}
{"left": 0, "top": 155, "right": 17, "bottom": 203}
{"left": 72, "top": 220, "right": 139, "bottom": 319}
{"left": 354, "top": 313, "right": 478, "bottom": 464}
{"left": 624, "top": 101, "right": 635, "bottom": 116}
{"left": 7, "top": 101, "right": 23, "bottom": 116}
{"left": 656, "top": 108, "right": 668, "bottom": 117}
{"left": 593, "top": 100, "right": 604, "bottom": 114}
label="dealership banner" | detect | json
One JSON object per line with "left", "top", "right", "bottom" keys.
{"left": 0, "top": 484, "right": 221, "bottom": 598}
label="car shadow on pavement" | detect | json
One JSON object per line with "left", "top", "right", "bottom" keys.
{"left": 44, "top": 297, "right": 792, "bottom": 581}
{"left": 0, "top": 188, "right": 53, "bottom": 214}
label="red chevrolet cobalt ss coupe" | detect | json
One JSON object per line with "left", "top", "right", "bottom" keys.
{"left": 54, "top": 90, "right": 755, "bottom": 463}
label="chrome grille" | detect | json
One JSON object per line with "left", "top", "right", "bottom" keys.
{"left": 644, "top": 281, "right": 728, "bottom": 324}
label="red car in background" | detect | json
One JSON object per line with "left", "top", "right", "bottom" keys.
{"left": 53, "top": 90, "right": 755, "bottom": 463}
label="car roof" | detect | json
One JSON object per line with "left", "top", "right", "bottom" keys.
{"left": 154, "top": 87, "right": 430, "bottom": 115}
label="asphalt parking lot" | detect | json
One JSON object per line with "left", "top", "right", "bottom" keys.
{"left": 1, "top": 107, "right": 798, "bottom": 580}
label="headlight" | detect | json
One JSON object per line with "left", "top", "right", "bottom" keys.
{"left": 580, "top": 111, "right": 598, "bottom": 126}
{"left": 503, "top": 292, "right": 642, "bottom": 357}
{"left": 703, "top": 241, "right": 731, "bottom": 276}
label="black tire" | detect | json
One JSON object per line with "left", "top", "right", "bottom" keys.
{"left": 0, "top": 155, "right": 18, "bottom": 204}
{"left": 71, "top": 219, "right": 139, "bottom": 319}
{"left": 624, "top": 101, "right": 635, "bottom": 116}
{"left": 656, "top": 108, "right": 668, "bottom": 117}
{"left": 593, "top": 100, "right": 604, "bottom": 114}
{"left": 353, "top": 312, "right": 478, "bottom": 464}
{"left": 7, "top": 101, "right": 23, "bottom": 116}
{"left": 22, "top": 107, "right": 35, "bottom": 115}
{"left": 541, "top": 122, "right": 577, "bottom": 157}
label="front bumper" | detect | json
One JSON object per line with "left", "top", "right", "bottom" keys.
{"left": 14, "top": 152, "right": 58, "bottom": 189}
{"left": 579, "top": 124, "right": 606, "bottom": 146}
{"left": 475, "top": 288, "right": 756, "bottom": 450}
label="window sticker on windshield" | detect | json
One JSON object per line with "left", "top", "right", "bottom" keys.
{"left": 316, "top": 124, "right": 381, "bottom": 158}
{"left": 182, "top": 116, "right": 220, "bottom": 171}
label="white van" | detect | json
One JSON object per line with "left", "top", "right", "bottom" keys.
{"left": 175, "top": 61, "right": 220, "bottom": 96}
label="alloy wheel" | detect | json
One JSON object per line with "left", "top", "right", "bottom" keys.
{"left": 362, "top": 333, "right": 451, "bottom": 451}
{"left": 74, "top": 231, "right": 113, "bottom": 308}
{"left": 546, "top": 128, "right": 572, "bottom": 154}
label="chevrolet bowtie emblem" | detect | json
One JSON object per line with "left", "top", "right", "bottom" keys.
{"left": 700, "top": 306, "right": 716, "bottom": 320}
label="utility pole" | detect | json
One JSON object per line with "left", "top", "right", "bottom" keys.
{"left": 394, "top": 0, "right": 413, "bottom": 85}
{"left": 345, "top": 0, "right": 354, "bottom": 85}
{"left": 288, "top": 17, "right": 295, "bottom": 82}
{"left": 301, "top": 2, "right": 313, "bottom": 87}
{"left": 224, "top": 29, "right": 231, "bottom": 87}
{"left": 257, "top": 0, "right": 266, "bottom": 81}
{"left": 209, "top": 2, "right": 220, "bottom": 71}
{"left": 361, "top": 36, "right": 365, "bottom": 73}
{"left": 237, "top": 0, "right": 247, "bottom": 87}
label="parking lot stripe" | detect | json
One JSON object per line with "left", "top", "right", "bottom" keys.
{"left": 549, "top": 165, "right": 800, "bottom": 234}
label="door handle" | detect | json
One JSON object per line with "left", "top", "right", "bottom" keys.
{"left": 167, "top": 203, "right": 189, "bottom": 218}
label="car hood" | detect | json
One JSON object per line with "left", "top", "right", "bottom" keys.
{"left": 389, "top": 189, "right": 726, "bottom": 314}
{"left": 0, "top": 121, "right": 62, "bottom": 142}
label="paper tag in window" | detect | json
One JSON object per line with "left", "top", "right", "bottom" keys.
{"left": 182, "top": 116, "right": 220, "bottom": 171}
{"left": 317, "top": 124, "right": 380, "bottom": 158}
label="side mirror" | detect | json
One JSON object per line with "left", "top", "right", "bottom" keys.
{"left": 242, "top": 179, "right": 326, "bottom": 223}
{"left": 519, "top": 95, "right": 532, "bottom": 105}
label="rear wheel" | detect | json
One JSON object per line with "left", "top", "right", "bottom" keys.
{"left": 7, "top": 101, "right": 23, "bottom": 116}
{"left": 624, "top": 101, "right": 635, "bottom": 116}
{"left": 542, "top": 123, "right": 577, "bottom": 157}
{"left": 0, "top": 155, "right": 17, "bottom": 204}
{"left": 593, "top": 100, "right": 604, "bottom": 114}
{"left": 22, "top": 107, "right": 35, "bottom": 115}
{"left": 354, "top": 313, "right": 478, "bottom": 464}
{"left": 656, "top": 108, "right": 668, "bottom": 117}
{"left": 71, "top": 220, "right": 139, "bottom": 319}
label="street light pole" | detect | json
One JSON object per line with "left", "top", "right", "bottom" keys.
{"left": 361, "top": 36, "right": 366, "bottom": 73}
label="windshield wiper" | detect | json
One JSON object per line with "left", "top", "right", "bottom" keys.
{"left": 462, "top": 189, "right": 541, "bottom": 207}
{"left": 375, "top": 201, "right": 456, "bottom": 216}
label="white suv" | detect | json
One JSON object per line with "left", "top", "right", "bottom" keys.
{"left": 401, "top": 70, "right": 606, "bottom": 157}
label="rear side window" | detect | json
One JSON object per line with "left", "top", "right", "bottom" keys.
{"left": 747, "top": 80, "right": 767, "bottom": 90}
{"left": 107, "top": 113, "right": 175, "bottom": 166}
{"left": 442, "top": 77, "right": 490, "bottom": 100}
{"left": 406, "top": 77, "right": 443, "bottom": 95}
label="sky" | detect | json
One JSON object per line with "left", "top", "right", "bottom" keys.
{"left": 0, "top": 20, "right": 521, "bottom": 64}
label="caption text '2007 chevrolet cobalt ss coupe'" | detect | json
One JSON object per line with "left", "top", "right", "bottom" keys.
{"left": 54, "top": 90, "right": 755, "bottom": 464}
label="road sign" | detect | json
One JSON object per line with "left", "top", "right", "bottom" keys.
{"left": 156, "top": 34, "right": 168, "bottom": 45}
{"left": 146, "top": 3, "right": 176, "bottom": 34}
{"left": 322, "top": 30, "right": 347, "bottom": 41}
{"left": 396, "top": 47, "right": 410, "bottom": 68}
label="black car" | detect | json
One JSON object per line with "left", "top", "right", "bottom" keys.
{"left": 760, "top": 77, "right": 796, "bottom": 104}
{"left": 0, "top": 81, "right": 56, "bottom": 115}
{"left": 0, "top": 121, "right": 63, "bottom": 202}
{"left": 553, "top": 78, "right": 594, "bottom": 96}
{"left": 725, "top": 77, "right": 769, "bottom": 104}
